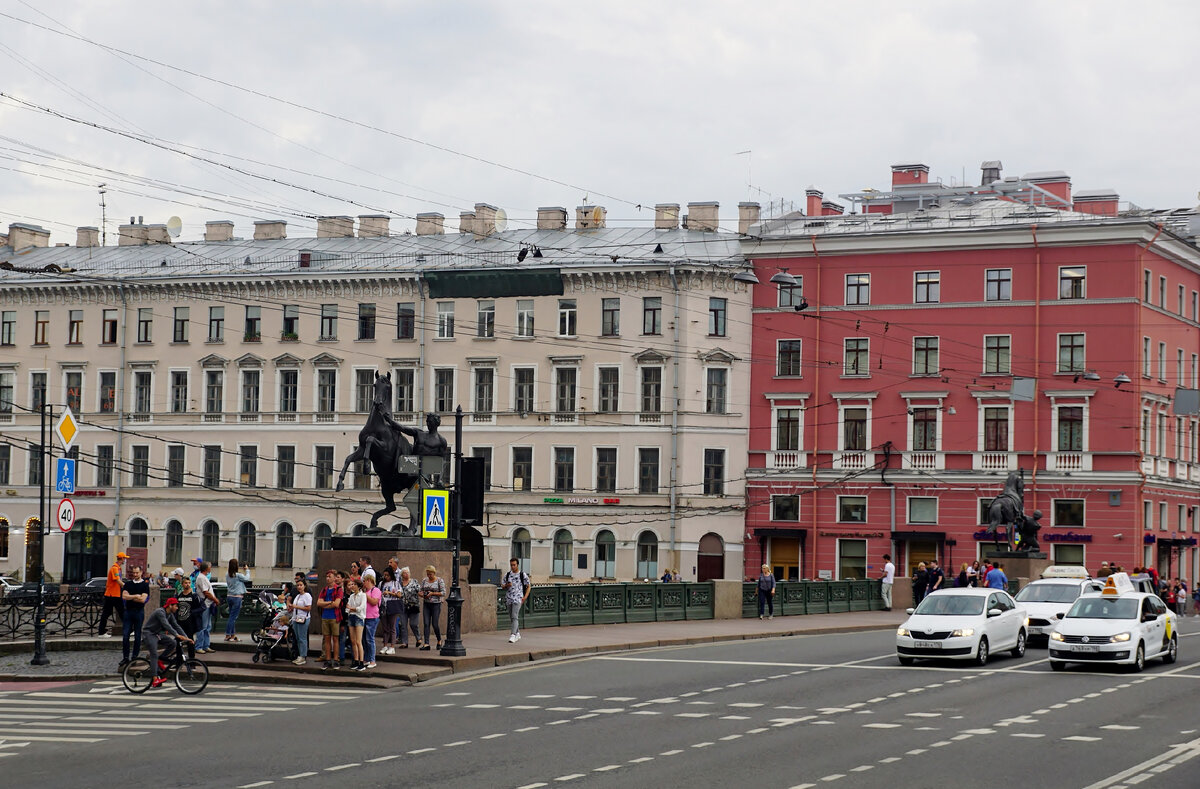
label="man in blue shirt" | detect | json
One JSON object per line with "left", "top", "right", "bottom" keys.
{"left": 985, "top": 561, "right": 1008, "bottom": 590}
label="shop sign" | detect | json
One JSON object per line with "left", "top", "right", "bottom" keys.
{"left": 818, "top": 531, "right": 884, "bottom": 539}
{"left": 73, "top": 490, "right": 108, "bottom": 497}
{"left": 1043, "top": 531, "right": 1093, "bottom": 543}
{"left": 543, "top": 497, "right": 621, "bottom": 505}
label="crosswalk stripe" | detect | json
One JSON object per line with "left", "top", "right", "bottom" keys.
{"left": 0, "top": 735, "right": 106, "bottom": 743}
{"left": 0, "top": 727, "right": 146, "bottom": 737}
{"left": 6, "top": 721, "right": 188, "bottom": 730}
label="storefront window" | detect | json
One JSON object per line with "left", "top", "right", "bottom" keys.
{"left": 837, "top": 539, "right": 867, "bottom": 580}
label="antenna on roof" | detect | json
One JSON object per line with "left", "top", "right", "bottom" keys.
{"left": 494, "top": 208, "right": 508, "bottom": 233}
{"left": 98, "top": 184, "right": 107, "bottom": 247}
{"left": 166, "top": 216, "right": 183, "bottom": 239}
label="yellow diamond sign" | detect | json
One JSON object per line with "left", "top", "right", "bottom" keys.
{"left": 55, "top": 407, "right": 79, "bottom": 452}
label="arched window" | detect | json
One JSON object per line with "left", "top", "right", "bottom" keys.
{"left": 636, "top": 531, "right": 658, "bottom": 580}
{"left": 511, "top": 528, "right": 531, "bottom": 574}
{"left": 164, "top": 520, "right": 183, "bottom": 566}
{"left": 313, "top": 523, "right": 332, "bottom": 565}
{"left": 594, "top": 530, "right": 616, "bottom": 579}
{"left": 201, "top": 521, "right": 220, "bottom": 563}
{"left": 129, "top": 517, "right": 148, "bottom": 549}
{"left": 274, "top": 522, "right": 294, "bottom": 568}
{"left": 697, "top": 532, "right": 725, "bottom": 582}
{"left": 237, "top": 522, "right": 256, "bottom": 567}
{"left": 351, "top": 523, "right": 366, "bottom": 536}
{"left": 552, "top": 529, "right": 572, "bottom": 577}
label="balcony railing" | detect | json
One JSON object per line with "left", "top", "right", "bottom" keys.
{"left": 471, "top": 412, "right": 495, "bottom": 424}
{"left": 314, "top": 413, "right": 336, "bottom": 423}
{"left": 903, "top": 451, "right": 944, "bottom": 470}
{"left": 834, "top": 450, "right": 873, "bottom": 470}
{"left": 1048, "top": 451, "right": 1091, "bottom": 472}
{"left": 767, "top": 450, "right": 806, "bottom": 470}
{"left": 239, "top": 413, "right": 260, "bottom": 423}
{"left": 974, "top": 451, "right": 1016, "bottom": 471}
{"left": 638, "top": 412, "right": 662, "bottom": 424}
{"left": 553, "top": 412, "right": 577, "bottom": 424}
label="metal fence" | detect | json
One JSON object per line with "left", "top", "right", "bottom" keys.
{"left": 0, "top": 590, "right": 104, "bottom": 640}
{"left": 742, "top": 580, "right": 885, "bottom": 617}
{"left": 496, "top": 582, "right": 714, "bottom": 630}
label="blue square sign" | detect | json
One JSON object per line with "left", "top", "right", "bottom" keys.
{"left": 56, "top": 458, "right": 76, "bottom": 494}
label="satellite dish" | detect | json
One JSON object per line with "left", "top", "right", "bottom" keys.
{"left": 494, "top": 208, "right": 508, "bottom": 233}
{"left": 591, "top": 206, "right": 604, "bottom": 224}
{"left": 166, "top": 216, "right": 183, "bottom": 238}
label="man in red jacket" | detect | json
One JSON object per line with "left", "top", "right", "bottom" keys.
{"left": 97, "top": 552, "right": 128, "bottom": 637}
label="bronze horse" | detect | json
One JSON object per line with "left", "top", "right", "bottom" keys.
{"left": 335, "top": 372, "right": 420, "bottom": 533}
{"left": 986, "top": 469, "right": 1024, "bottom": 551}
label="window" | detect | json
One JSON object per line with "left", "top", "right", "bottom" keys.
{"left": 0, "top": 446, "right": 8, "bottom": 486}
{"left": 555, "top": 368, "right": 577, "bottom": 414}
{"left": 636, "top": 532, "right": 658, "bottom": 579}
{"left": 984, "top": 406, "right": 1009, "bottom": 451}
{"left": 778, "top": 279, "right": 803, "bottom": 308}
{"left": 912, "top": 337, "right": 939, "bottom": 376}
{"left": 436, "top": 303, "right": 455, "bottom": 338}
{"left": 601, "top": 298, "right": 620, "bottom": 336}
{"left": 203, "top": 445, "right": 221, "bottom": 488}
{"left": 843, "top": 407, "right": 867, "bottom": 451}
{"left": 65, "top": 371, "right": 82, "bottom": 412}
{"left": 277, "top": 446, "right": 295, "bottom": 488}
{"left": 28, "top": 446, "right": 42, "bottom": 486}
{"left": 838, "top": 496, "right": 867, "bottom": 523}
{"left": 1179, "top": 285, "right": 1186, "bottom": 315}
{"left": 639, "top": 448, "right": 660, "bottom": 494}
{"left": 34, "top": 310, "right": 49, "bottom": 345}
{"left": 703, "top": 448, "right": 725, "bottom": 495}
{"left": 1159, "top": 276, "right": 1167, "bottom": 307}
{"left": 130, "top": 518, "right": 148, "bottom": 549}
{"left": 1, "top": 310, "right": 15, "bottom": 345}
{"left": 237, "top": 523, "right": 256, "bottom": 567}
{"left": 131, "top": 445, "right": 149, "bottom": 487}
{"left": 1057, "top": 333, "right": 1085, "bottom": 373}
{"left": 512, "top": 447, "right": 532, "bottom": 491}
{"left": 908, "top": 497, "right": 937, "bottom": 524}
{"left": 476, "top": 300, "right": 495, "bottom": 338}
{"left": 1144, "top": 270, "right": 1152, "bottom": 302}
{"left": 167, "top": 445, "right": 185, "bottom": 487}
{"left": 394, "top": 368, "right": 414, "bottom": 416}
{"left": 596, "top": 448, "right": 617, "bottom": 493}
{"left": 202, "top": 521, "right": 220, "bottom": 562}
{"left": 837, "top": 539, "right": 867, "bottom": 580}
{"left": 985, "top": 268, "right": 1012, "bottom": 301}
{"left": 1053, "top": 499, "right": 1085, "bottom": 527}
{"left": 96, "top": 446, "right": 113, "bottom": 487}
{"left": 133, "top": 372, "right": 152, "bottom": 414}
{"left": 164, "top": 521, "right": 183, "bottom": 566}
{"left": 31, "top": 372, "right": 46, "bottom": 410}
{"left": 434, "top": 368, "right": 454, "bottom": 413}
{"left": 597, "top": 367, "right": 620, "bottom": 413}
{"left": 275, "top": 523, "right": 294, "bottom": 568}
{"left": 643, "top": 297, "right": 662, "bottom": 335}
{"left": 136, "top": 308, "right": 152, "bottom": 343}
{"left": 315, "top": 446, "right": 334, "bottom": 489}
{"left": 1157, "top": 412, "right": 1166, "bottom": 455}
{"left": 282, "top": 304, "right": 299, "bottom": 338}
{"left": 354, "top": 370, "right": 373, "bottom": 413}
{"left": 1180, "top": 348, "right": 1187, "bottom": 386}
{"left": 1059, "top": 266, "right": 1086, "bottom": 299}
{"left": 396, "top": 303, "right": 415, "bottom": 340}
{"left": 554, "top": 447, "right": 575, "bottom": 492}
{"left": 775, "top": 408, "right": 801, "bottom": 450}
{"left": 558, "top": 299, "right": 577, "bottom": 337}
{"left": 473, "top": 368, "right": 495, "bottom": 416}
{"left": 317, "top": 370, "right": 337, "bottom": 414}
{"left": 640, "top": 367, "right": 662, "bottom": 413}
{"left": 513, "top": 368, "right": 535, "bottom": 414}
{"left": 242, "top": 370, "right": 261, "bottom": 414}
{"left": 1159, "top": 341, "right": 1167, "bottom": 380}
{"left": 98, "top": 372, "right": 117, "bottom": 414}
{"left": 279, "top": 370, "right": 298, "bottom": 413}
{"left": 471, "top": 447, "right": 492, "bottom": 491}
{"left": 319, "top": 304, "right": 337, "bottom": 340}
{"left": 511, "top": 528, "right": 531, "bottom": 574}
{"left": 239, "top": 446, "right": 257, "bottom": 487}
{"left": 705, "top": 368, "right": 728, "bottom": 414}
{"left": 843, "top": 338, "right": 869, "bottom": 376}
{"left": 595, "top": 530, "right": 616, "bottom": 579}
{"left": 708, "top": 297, "right": 727, "bottom": 336}
{"left": 208, "top": 306, "right": 224, "bottom": 342}
{"left": 516, "top": 300, "right": 534, "bottom": 337}
{"left": 1193, "top": 291, "right": 1198, "bottom": 322}
{"left": 914, "top": 271, "right": 940, "bottom": 303}
{"left": 1143, "top": 337, "right": 1152, "bottom": 378}
{"left": 357, "top": 303, "right": 376, "bottom": 340}
{"left": 171, "top": 307, "right": 188, "bottom": 343}
{"left": 845, "top": 273, "right": 870, "bottom": 305}
{"left": 552, "top": 530, "right": 572, "bottom": 576}
{"left": 0, "top": 372, "right": 11, "bottom": 416}
{"left": 772, "top": 495, "right": 799, "bottom": 521}
{"left": 68, "top": 310, "right": 83, "bottom": 344}
{"left": 911, "top": 408, "right": 937, "bottom": 451}
{"left": 777, "top": 340, "right": 803, "bottom": 377}
{"left": 1160, "top": 501, "right": 1168, "bottom": 532}
{"left": 170, "top": 371, "right": 188, "bottom": 413}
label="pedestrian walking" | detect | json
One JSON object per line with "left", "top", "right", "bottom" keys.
{"left": 224, "top": 558, "right": 251, "bottom": 643}
{"left": 345, "top": 577, "right": 366, "bottom": 671}
{"left": 192, "top": 561, "right": 220, "bottom": 653}
{"left": 926, "top": 560, "right": 945, "bottom": 596}
{"left": 398, "top": 567, "right": 421, "bottom": 649}
{"left": 97, "top": 552, "right": 127, "bottom": 637}
{"left": 316, "top": 570, "right": 343, "bottom": 670}
{"left": 379, "top": 568, "right": 401, "bottom": 655}
{"left": 912, "top": 562, "right": 928, "bottom": 606}
{"left": 119, "top": 565, "right": 150, "bottom": 668}
{"left": 968, "top": 561, "right": 981, "bottom": 587}
{"left": 756, "top": 564, "right": 776, "bottom": 620}
{"left": 362, "top": 573, "right": 382, "bottom": 669}
{"left": 501, "top": 558, "right": 530, "bottom": 642}
{"left": 175, "top": 577, "right": 198, "bottom": 661}
{"left": 420, "top": 565, "right": 445, "bottom": 651}
{"left": 985, "top": 561, "right": 1008, "bottom": 590}
{"left": 288, "top": 578, "right": 312, "bottom": 666}
{"left": 880, "top": 554, "right": 895, "bottom": 610}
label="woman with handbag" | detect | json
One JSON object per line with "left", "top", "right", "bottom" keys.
{"left": 379, "top": 568, "right": 401, "bottom": 655}
{"left": 398, "top": 567, "right": 421, "bottom": 649}
{"left": 419, "top": 565, "right": 446, "bottom": 651}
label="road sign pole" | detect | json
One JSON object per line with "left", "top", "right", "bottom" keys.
{"left": 31, "top": 403, "right": 50, "bottom": 666}
{"left": 440, "top": 405, "right": 466, "bottom": 657}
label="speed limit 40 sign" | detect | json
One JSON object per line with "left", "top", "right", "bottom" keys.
{"left": 56, "top": 497, "right": 76, "bottom": 533}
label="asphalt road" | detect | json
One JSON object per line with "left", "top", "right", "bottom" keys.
{"left": 3, "top": 628, "right": 1200, "bottom": 789}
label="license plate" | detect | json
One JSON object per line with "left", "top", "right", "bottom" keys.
{"left": 1071, "top": 644, "right": 1099, "bottom": 652}
{"left": 914, "top": 640, "right": 939, "bottom": 649}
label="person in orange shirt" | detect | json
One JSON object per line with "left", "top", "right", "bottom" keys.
{"left": 97, "top": 552, "right": 128, "bottom": 637}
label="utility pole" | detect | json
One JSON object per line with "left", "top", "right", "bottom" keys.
{"left": 31, "top": 403, "right": 51, "bottom": 665}
{"left": 98, "top": 184, "right": 107, "bottom": 246}
{"left": 440, "top": 405, "right": 466, "bottom": 657}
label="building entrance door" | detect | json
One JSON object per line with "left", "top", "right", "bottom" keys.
{"left": 63, "top": 519, "right": 109, "bottom": 584}
{"left": 697, "top": 533, "right": 724, "bottom": 581}
{"left": 907, "top": 540, "right": 938, "bottom": 577}
{"left": 770, "top": 537, "right": 800, "bottom": 582}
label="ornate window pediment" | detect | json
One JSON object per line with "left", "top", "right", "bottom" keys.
{"left": 236, "top": 353, "right": 264, "bottom": 368}
{"left": 272, "top": 353, "right": 303, "bottom": 368}
{"left": 199, "top": 354, "right": 228, "bottom": 369}
{"left": 699, "top": 347, "right": 737, "bottom": 364}
{"left": 310, "top": 352, "right": 342, "bottom": 368}
{"left": 633, "top": 348, "right": 669, "bottom": 364}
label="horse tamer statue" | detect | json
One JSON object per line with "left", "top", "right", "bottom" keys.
{"left": 986, "top": 469, "right": 1042, "bottom": 553}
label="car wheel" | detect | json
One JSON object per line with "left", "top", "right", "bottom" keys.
{"left": 1163, "top": 635, "right": 1178, "bottom": 665}
{"left": 974, "top": 636, "right": 989, "bottom": 666}
{"left": 1129, "top": 642, "right": 1145, "bottom": 673}
{"left": 897, "top": 656, "right": 914, "bottom": 666}
{"left": 1049, "top": 660, "right": 1065, "bottom": 671}
{"left": 1011, "top": 629, "right": 1026, "bottom": 658}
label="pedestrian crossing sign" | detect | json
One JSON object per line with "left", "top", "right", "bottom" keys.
{"left": 421, "top": 489, "right": 449, "bottom": 539}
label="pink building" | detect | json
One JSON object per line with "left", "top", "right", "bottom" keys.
{"left": 743, "top": 162, "right": 1200, "bottom": 587}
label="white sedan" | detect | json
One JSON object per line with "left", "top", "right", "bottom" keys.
{"left": 1049, "top": 590, "right": 1178, "bottom": 672}
{"left": 896, "top": 588, "right": 1027, "bottom": 666}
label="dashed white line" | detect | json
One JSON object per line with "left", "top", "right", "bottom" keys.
{"left": 444, "top": 741, "right": 469, "bottom": 748}
{"left": 1064, "top": 736, "right": 1102, "bottom": 742}
{"left": 721, "top": 715, "right": 751, "bottom": 721}
{"left": 565, "top": 695, "right": 596, "bottom": 700}
{"left": 466, "top": 703, "right": 500, "bottom": 709}
{"left": 880, "top": 757, "right": 901, "bottom": 764}
{"left": 629, "top": 757, "right": 655, "bottom": 764}
{"left": 906, "top": 749, "right": 927, "bottom": 755}
{"left": 630, "top": 711, "right": 661, "bottom": 715}
{"left": 746, "top": 727, "right": 768, "bottom": 734}
{"left": 326, "top": 763, "right": 360, "bottom": 771}
{"left": 546, "top": 707, "right": 582, "bottom": 712}
{"left": 864, "top": 723, "right": 901, "bottom": 729}
{"left": 676, "top": 712, "right": 710, "bottom": 718}
{"left": 282, "top": 773, "right": 316, "bottom": 780}
{"left": 515, "top": 726, "right": 540, "bottom": 732}
{"left": 930, "top": 740, "right": 952, "bottom": 748}
{"left": 238, "top": 782, "right": 274, "bottom": 788}
{"left": 692, "top": 741, "right": 714, "bottom": 748}
{"left": 594, "top": 765, "right": 622, "bottom": 772}
{"left": 554, "top": 776, "right": 584, "bottom": 783}
{"left": 366, "top": 755, "right": 400, "bottom": 763}
{"left": 508, "top": 705, "right": 540, "bottom": 710}
{"left": 1102, "top": 725, "right": 1140, "bottom": 731}
{"left": 820, "top": 775, "right": 845, "bottom": 782}
{"left": 408, "top": 747, "right": 437, "bottom": 754}
{"left": 851, "top": 765, "right": 874, "bottom": 773}
{"left": 1011, "top": 733, "right": 1045, "bottom": 739}
{"left": 720, "top": 734, "right": 743, "bottom": 741}
{"left": 481, "top": 733, "right": 507, "bottom": 740}
{"left": 605, "top": 697, "right": 637, "bottom": 702}
{"left": 516, "top": 784, "right": 547, "bottom": 789}
{"left": 660, "top": 749, "right": 683, "bottom": 756}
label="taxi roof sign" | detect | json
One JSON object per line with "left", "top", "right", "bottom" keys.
{"left": 55, "top": 407, "right": 80, "bottom": 452}
{"left": 1041, "top": 566, "right": 1090, "bottom": 579}
{"left": 1100, "top": 572, "right": 1135, "bottom": 597}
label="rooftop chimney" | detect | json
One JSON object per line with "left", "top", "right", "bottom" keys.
{"left": 76, "top": 226, "right": 100, "bottom": 248}
{"left": 575, "top": 205, "right": 606, "bottom": 229}
{"left": 205, "top": 220, "right": 234, "bottom": 242}
{"left": 654, "top": 204, "right": 680, "bottom": 230}
{"left": 118, "top": 222, "right": 148, "bottom": 246}
{"left": 820, "top": 200, "right": 845, "bottom": 216}
{"left": 980, "top": 160, "right": 1003, "bottom": 186}
{"left": 146, "top": 224, "right": 171, "bottom": 244}
{"left": 738, "top": 202, "right": 761, "bottom": 235}
{"left": 537, "top": 207, "right": 567, "bottom": 230}
{"left": 253, "top": 220, "right": 287, "bottom": 241}
{"left": 805, "top": 188, "right": 823, "bottom": 217}
{"left": 1072, "top": 188, "right": 1119, "bottom": 216}
{"left": 686, "top": 201, "right": 719, "bottom": 231}
{"left": 473, "top": 203, "right": 499, "bottom": 237}
{"left": 1023, "top": 171, "right": 1072, "bottom": 208}
{"left": 357, "top": 215, "right": 389, "bottom": 238}
{"left": 415, "top": 213, "right": 445, "bottom": 235}
{"left": 891, "top": 162, "right": 930, "bottom": 188}
{"left": 7, "top": 222, "right": 50, "bottom": 251}
{"left": 316, "top": 216, "right": 353, "bottom": 238}
{"left": 458, "top": 211, "right": 476, "bottom": 235}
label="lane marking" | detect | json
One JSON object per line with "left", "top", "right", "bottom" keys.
{"left": 408, "top": 747, "right": 437, "bottom": 754}
{"left": 445, "top": 741, "right": 469, "bottom": 748}
{"left": 515, "top": 726, "right": 539, "bottom": 732}
{"left": 660, "top": 749, "right": 683, "bottom": 756}
{"left": 366, "top": 755, "right": 400, "bottom": 762}
{"left": 554, "top": 774, "right": 584, "bottom": 782}
{"left": 629, "top": 757, "right": 654, "bottom": 764}
{"left": 1102, "top": 725, "right": 1141, "bottom": 731}
{"left": 1011, "top": 733, "right": 1045, "bottom": 738}
{"left": 282, "top": 772, "right": 316, "bottom": 780}
{"left": 325, "top": 763, "right": 359, "bottom": 771}
{"left": 238, "top": 782, "right": 274, "bottom": 788}
{"left": 481, "top": 733, "right": 507, "bottom": 739}
{"left": 1064, "top": 736, "right": 1102, "bottom": 742}
{"left": 864, "top": 723, "right": 900, "bottom": 729}
{"left": 594, "top": 765, "right": 622, "bottom": 772}
{"left": 851, "top": 765, "right": 874, "bottom": 772}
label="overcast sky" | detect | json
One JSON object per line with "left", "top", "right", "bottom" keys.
{"left": 1, "top": 1, "right": 1198, "bottom": 243}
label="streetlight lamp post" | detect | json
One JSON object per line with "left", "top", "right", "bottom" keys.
{"left": 31, "top": 402, "right": 51, "bottom": 666}
{"left": 440, "top": 405, "right": 466, "bottom": 657}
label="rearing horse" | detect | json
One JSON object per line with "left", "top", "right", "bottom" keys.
{"left": 986, "top": 469, "right": 1024, "bottom": 551}
{"left": 335, "top": 372, "right": 420, "bottom": 533}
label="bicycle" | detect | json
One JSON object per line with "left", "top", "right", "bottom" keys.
{"left": 122, "top": 638, "right": 209, "bottom": 695}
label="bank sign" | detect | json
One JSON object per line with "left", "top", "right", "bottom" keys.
{"left": 422, "top": 489, "right": 449, "bottom": 539}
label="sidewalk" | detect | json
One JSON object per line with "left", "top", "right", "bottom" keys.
{"left": 0, "top": 610, "right": 905, "bottom": 687}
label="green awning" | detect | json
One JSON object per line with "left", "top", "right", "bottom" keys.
{"left": 424, "top": 269, "right": 563, "bottom": 299}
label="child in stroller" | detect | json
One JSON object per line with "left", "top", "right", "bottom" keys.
{"left": 251, "top": 590, "right": 296, "bottom": 663}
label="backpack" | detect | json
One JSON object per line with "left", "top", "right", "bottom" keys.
{"left": 521, "top": 572, "right": 530, "bottom": 593}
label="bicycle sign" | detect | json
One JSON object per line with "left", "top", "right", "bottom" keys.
{"left": 56, "top": 497, "right": 76, "bottom": 533}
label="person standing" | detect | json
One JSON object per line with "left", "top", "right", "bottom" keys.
{"left": 379, "top": 568, "right": 401, "bottom": 656}
{"left": 359, "top": 556, "right": 376, "bottom": 584}
{"left": 119, "top": 564, "right": 150, "bottom": 668}
{"left": 912, "top": 562, "right": 928, "bottom": 606}
{"left": 176, "top": 577, "right": 198, "bottom": 661}
{"left": 955, "top": 563, "right": 969, "bottom": 588}
{"left": 288, "top": 578, "right": 312, "bottom": 666}
{"left": 501, "top": 558, "right": 530, "bottom": 643}
{"left": 880, "top": 554, "right": 895, "bottom": 610}
{"left": 192, "top": 561, "right": 220, "bottom": 653}
{"left": 344, "top": 578, "right": 366, "bottom": 671}
{"left": 419, "top": 565, "right": 445, "bottom": 651}
{"left": 362, "top": 573, "right": 382, "bottom": 669}
{"left": 926, "top": 560, "right": 945, "bottom": 597}
{"left": 316, "top": 570, "right": 343, "bottom": 670}
{"left": 985, "top": 561, "right": 1008, "bottom": 590}
{"left": 224, "top": 559, "right": 251, "bottom": 643}
{"left": 97, "top": 552, "right": 128, "bottom": 637}
{"left": 756, "top": 564, "right": 776, "bottom": 620}
{"left": 398, "top": 567, "right": 421, "bottom": 649}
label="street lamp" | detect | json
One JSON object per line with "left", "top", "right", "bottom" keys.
{"left": 440, "top": 405, "right": 466, "bottom": 657}
{"left": 31, "top": 401, "right": 52, "bottom": 665}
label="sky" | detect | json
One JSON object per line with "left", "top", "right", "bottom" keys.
{"left": 1, "top": 0, "right": 1198, "bottom": 243}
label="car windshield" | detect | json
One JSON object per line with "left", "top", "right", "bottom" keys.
{"left": 1066, "top": 597, "right": 1139, "bottom": 620}
{"left": 1016, "top": 584, "right": 1080, "bottom": 604}
{"left": 913, "top": 595, "right": 985, "bottom": 616}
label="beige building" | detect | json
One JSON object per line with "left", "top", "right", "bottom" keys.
{"left": 0, "top": 204, "right": 757, "bottom": 584}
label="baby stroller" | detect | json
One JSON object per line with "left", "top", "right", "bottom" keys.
{"left": 251, "top": 591, "right": 297, "bottom": 663}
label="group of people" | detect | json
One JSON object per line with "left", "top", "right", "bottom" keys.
{"left": 907, "top": 559, "right": 1009, "bottom": 606}
{"left": 1099, "top": 563, "right": 1192, "bottom": 616}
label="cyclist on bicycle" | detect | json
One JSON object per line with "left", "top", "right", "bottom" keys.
{"left": 142, "top": 597, "right": 194, "bottom": 689}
